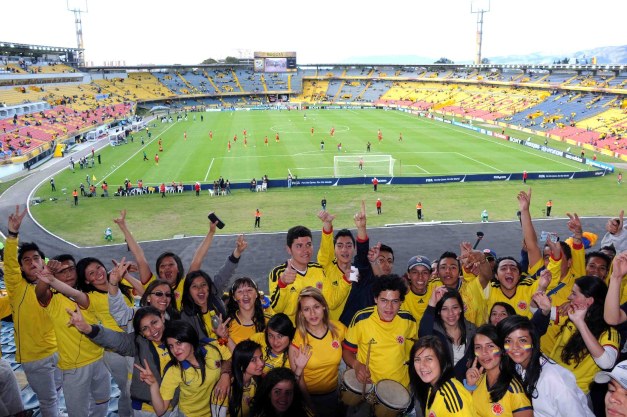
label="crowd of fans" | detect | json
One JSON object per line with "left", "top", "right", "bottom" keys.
{"left": 1, "top": 186, "right": 627, "bottom": 416}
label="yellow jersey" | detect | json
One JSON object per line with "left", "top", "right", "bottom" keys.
{"left": 317, "top": 228, "right": 352, "bottom": 321}
{"left": 292, "top": 320, "right": 346, "bottom": 394}
{"left": 268, "top": 261, "right": 326, "bottom": 322}
{"left": 343, "top": 307, "right": 416, "bottom": 388}
{"left": 472, "top": 374, "right": 532, "bottom": 417}
{"left": 401, "top": 279, "right": 441, "bottom": 333}
{"left": 4, "top": 237, "right": 57, "bottom": 362}
{"left": 160, "top": 343, "right": 231, "bottom": 417}
{"left": 426, "top": 378, "right": 475, "bottom": 417}
{"left": 550, "top": 321, "right": 619, "bottom": 394}
{"left": 250, "top": 332, "right": 290, "bottom": 375}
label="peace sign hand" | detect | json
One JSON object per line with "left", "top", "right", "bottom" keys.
{"left": 134, "top": 359, "right": 158, "bottom": 386}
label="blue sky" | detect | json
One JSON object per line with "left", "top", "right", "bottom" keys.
{"left": 2, "top": 0, "right": 625, "bottom": 65}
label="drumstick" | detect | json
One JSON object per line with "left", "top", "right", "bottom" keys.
{"left": 362, "top": 338, "right": 376, "bottom": 396}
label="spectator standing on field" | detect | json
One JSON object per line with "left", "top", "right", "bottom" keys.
{"left": 50, "top": 178, "right": 56, "bottom": 191}
{"left": 522, "top": 170, "right": 528, "bottom": 184}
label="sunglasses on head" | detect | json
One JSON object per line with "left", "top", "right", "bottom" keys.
{"left": 150, "top": 291, "right": 172, "bottom": 298}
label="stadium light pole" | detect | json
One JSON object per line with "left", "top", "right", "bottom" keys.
{"left": 67, "top": 0, "right": 88, "bottom": 67}
{"left": 471, "top": 0, "right": 490, "bottom": 65}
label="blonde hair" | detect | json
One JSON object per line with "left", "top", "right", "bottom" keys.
{"left": 295, "top": 287, "right": 338, "bottom": 345}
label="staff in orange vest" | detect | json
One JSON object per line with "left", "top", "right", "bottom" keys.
{"left": 546, "top": 199, "right": 553, "bottom": 217}
{"left": 416, "top": 202, "right": 423, "bottom": 220}
{"left": 72, "top": 189, "right": 78, "bottom": 206}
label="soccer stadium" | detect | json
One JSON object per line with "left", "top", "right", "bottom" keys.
{"left": 1, "top": 2, "right": 626, "bottom": 417}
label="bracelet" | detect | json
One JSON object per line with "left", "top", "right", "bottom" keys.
{"left": 295, "top": 373, "right": 301, "bottom": 379}
{"left": 8, "top": 230, "right": 18, "bottom": 237}
{"left": 109, "top": 282, "right": 118, "bottom": 287}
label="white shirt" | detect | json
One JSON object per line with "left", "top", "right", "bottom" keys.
{"left": 517, "top": 357, "right": 594, "bottom": 417}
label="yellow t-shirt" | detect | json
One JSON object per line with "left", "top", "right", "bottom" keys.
{"left": 4, "top": 237, "right": 57, "bottom": 362}
{"left": 472, "top": 374, "right": 532, "bottom": 417}
{"left": 250, "top": 332, "right": 290, "bottom": 375}
{"left": 549, "top": 322, "right": 619, "bottom": 394}
{"left": 317, "top": 229, "right": 352, "bottom": 321}
{"left": 485, "top": 276, "right": 540, "bottom": 319}
{"left": 228, "top": 311, "right": 272, "bottom": 345}
{"left": 268, "top": 261, "right": 326, "bottom": 322}
{"left": 459, "top": 278, "right": 487, "bottom": 327}
{"left": 160, "top": 343, "right": 231, "bottom": 417}
{"left": 241, "top": 378, "right": 257, "bottom": 417}
{"left": 426, "top": 379, "right": 475, "bottom": 417}
{"left": 401, "top": 279, "right": 441, "bottom": 333}
{"left": 292, "top": 320, "right": 346, "bottom": 394}
{"left": 88, "top": 290, "right": 127, "bottom": 332}
{"left": 343, "top": 307, "right": 416, "bottom": 388}
{"left": 44, "top": 293, "right": 103, "bottom": 370}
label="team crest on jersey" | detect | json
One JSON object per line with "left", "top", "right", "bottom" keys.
{"left": 492, "top": 402, "right": 504, "bottom": 415}
{"left": 331, "top": 340, "right": 340, "bottom": 349}
{"left": 316, "top": 281, "right": 323, "bottom": 290}
{"left": 517, "top": 301, "right": 528, "bottom": 311}
{"left": 214, "top": 360, "right": 221, "bottom": 368}
{"left": 396, "top": 336, "right": 405, "bottom": 344}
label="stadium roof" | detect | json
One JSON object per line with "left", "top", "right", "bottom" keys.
{"left": 0, "top": 41, "right": 82, "bottom": 61}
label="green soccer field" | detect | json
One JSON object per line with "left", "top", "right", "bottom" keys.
{"left": 30, "top": 108, "right": 623, "bottom": 246}
{"left": 100, "top": 109, "right": 594, "bottom": 187}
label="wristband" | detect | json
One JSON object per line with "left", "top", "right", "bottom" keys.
{"left": 109, "top": 282, "right": 118, "bottom": 287}
{"left": 8, "top": 230, "right": 18, "bottom": 237}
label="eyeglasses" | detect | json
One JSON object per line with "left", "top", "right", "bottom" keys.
{"left": 150, "top": 291, "right": 173, "bottom": 298}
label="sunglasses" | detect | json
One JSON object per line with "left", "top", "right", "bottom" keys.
{"left": 150, "top": 291, "right": 173, "bottom": 298}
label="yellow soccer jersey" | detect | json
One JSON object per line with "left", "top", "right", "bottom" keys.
{"left": 317, "top": 228, "right": 352, "bottom": 321}
{"left": 88, "top": 290, "right": 127, "bottom": 332}
{"left": 268, "top": 261, "right": 326, "bottom": 322}
{"left": 250, "top": 332, "right": 290, "bottom": 374}
{"left": 292, "top": 320, "right": 346, "bottom": 394}
{"left": 160, "top": 343, "right": 231, "bottom": 417}
{"left": 472, "top": 374, "right": 532, "bottom": 417}
{"left": 343, "top": 307, "right": 416, "bottom": 388}
{"left": 44, "top": 293, "right": 103, "bottom": 370}
{"left": 550, "top": 322, "right": 619, "bottom": 394}
{"left": 426, "top": 379, "right": 475, "bottom": 417}
{"left": 540, "top": 255, "right": 579, "bottom": 354}
{"left": 4, "top": 237, "right": 57, "bottom": 362}
{"left": 402, "top": 279, "right": 441, "bottom": 332}
{"left": 485, "top": 276, "right": 540, "bottom": 319}
{"left": 458, "top": 278, "right": 487, "bottom": 327}
{"left": 241, "top": 378, "right": 257, "bottom": 417}
{"left": 228, "top": 311, "right": 272, "bottom": 345}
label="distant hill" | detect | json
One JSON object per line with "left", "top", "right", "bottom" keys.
{"left": 340, "top": 45, "right": 627, "bottom": 66}
{"left": 487, "top": 45, "right": 627, "bottom": 65}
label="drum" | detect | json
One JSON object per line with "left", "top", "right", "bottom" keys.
{"left": 340, "top": 368, "right": 373, "bottom": 407}
{"left": 373, "top": 380, "right": 411, "bottom": 417}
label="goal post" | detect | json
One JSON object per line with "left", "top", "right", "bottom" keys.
{"left": 333, "top": 155, "right": 395, "bottom": 178}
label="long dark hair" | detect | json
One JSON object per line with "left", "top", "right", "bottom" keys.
{"left": 409, "top": 336, "right": 454, "bottom": 409}
{"left": 156, "top": 251, "right": 185, "bottom": 288}
{"left": 229, "top": 340, "right": 262, "bottom": 417}
{"left": 264, "top": 313, "right": 295, "bottom": 368}
{"left": 76, "top": 257, "right": 133, "bottom": 303}
{"left": 469, "top": 324, "right": 513, "bottom": 403}
{"left": 434, "top": 289, "right": 467, "bottom": 345}
{"left": 132, "top": 306, "right": 163, "bottom": 339}
{"left": 250, "top": 367, "right": 310, "bottom": 417}
{"left": 162, "top": 320, "right": 222, "bottom": 386}
{"left": 560, "top": 276, "right": 609, "bottom": 365}
{"left": 226, "top": 277, "right": 266, "bottom": 333}
{"left": 497, "top": 315, "right": 544, "bottom": 400}
{"left": 181, "top": 270, "right": 226, "bottom": 337}
{"left": 141, "top": 279, "right": 180, "bottom": 321}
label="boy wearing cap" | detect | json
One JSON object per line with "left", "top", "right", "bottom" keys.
{"left": 401, "top": 255, "right": 441, "bottom": 331}
{"left": 595, "top": 360, "right": 627, "bottom": 416}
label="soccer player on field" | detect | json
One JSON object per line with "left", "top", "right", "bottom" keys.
{"left": 311, "top": 127, "right": 314, "bottom": 136}
{"left": 377, "top": 129, "right": 382, "bottom": 142}
{"left": 330, "top": 127, "right": 335, "bottom": 137}
{"left": 209, "top": 130, "right": 213, "bottom": 140}
{"left": 275, "top": 132, "right": 280, "bottom": 142}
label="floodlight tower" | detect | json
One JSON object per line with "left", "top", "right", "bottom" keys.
{"left": 471, "top": 0, "right": 490, "bottom": 65}
{"left": 67, "top": 0, "right": 88, "bottom": 67}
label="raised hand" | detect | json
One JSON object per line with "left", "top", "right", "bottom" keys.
{"left": 109, "top": 257, "right": 131, "bottom": 285}
{"left": 465, "top": 357, "right": 484, "bottom": 387}
{"left": 134, "top": 359, "right": 157, "bottom": 386}
{"left": 566, "top": 212, "right": 583, "bottom": 236}
{"left": 7, "top": 205, "right": 27, "bottom": 234}
{"left": 214, "top": 314, "right": 231, "bottom": 339}
{"left": 611, "top": 251, "right": 627, "bottom": 281}
{"left": 532, "top": 291, "right": 552, "bottom": 313}
{"left": 429, "top": 286, "right": 448, "bottom": 307}
{"left": 538, "top": 268, "right": 552, "bottom": 292}
{"left": 234, "top": 234, "right": 248, "bottom": 258}
{"left": 567, "top": 303, "right": 588, "bottom": 326}
{"left": 281, "top": 259, "right": 297, "bottom": 285}
{"left": 354, "top": 200, "right": 367, "bottom": 230}
{"left": 606, "top": 211, "right": 624, "bottom": 234}
{"left": 65, "top": 304, "right": 92, "bottom": 334}
{"left": 36, "top": 265, "right": 55, "bottom": 285}
{"left": 113, "top": 209, "right": 127, "bottom": 228}
{"left": 367, "top": 242, "right": 381, "bottom": 264}
{"left": 517, "top": 188, "right": 532, "bottom": 212}
{"left": 292, "top": 344, "right": 313, "bottom": 371}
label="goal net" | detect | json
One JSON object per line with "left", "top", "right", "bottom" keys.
{"left": 333, "top": 155, "right": 395, "bottom": 178}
